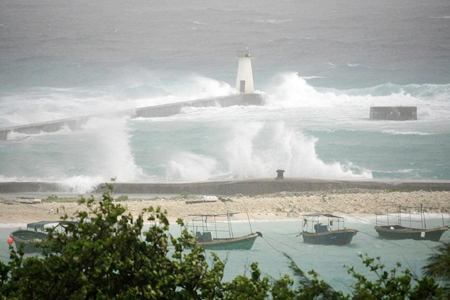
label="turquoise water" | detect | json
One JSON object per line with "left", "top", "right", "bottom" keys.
{"left": 312, "top": 130, "right": 450, "bottom": 180}
{"left": 2, "top": 217, "right": 449, "bottom": 292}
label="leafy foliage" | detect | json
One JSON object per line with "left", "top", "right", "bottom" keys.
{"left": 347, "top": 254, "right": 444, "bottom": 300}
{"left": 0, "top": 184, "right": 448, "bottom": 299}
{"left": 423, "top": 242, "right": 450, "bottom": 281}
{"left": 0, "top": 184, "right": 224, "bottom": 299}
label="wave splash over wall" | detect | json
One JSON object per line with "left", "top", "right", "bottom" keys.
{"left": 2, "top": 72, "right": 450, "bottom": 192}
{"left": 264, "top": 73, "right": 449, "bottom": 108}
{"left": 166, "top": 121, "right": 372, "bottom": 181}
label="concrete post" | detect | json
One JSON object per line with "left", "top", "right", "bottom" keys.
{"left": 276, "top": 170, "right": 285, "bottom": 180}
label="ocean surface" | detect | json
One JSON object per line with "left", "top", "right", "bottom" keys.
{"left": 1, "top": 0, "right": 450, "bottom": 193}
{"left": 1, "top": 216, "right": 450, "bottom": 292}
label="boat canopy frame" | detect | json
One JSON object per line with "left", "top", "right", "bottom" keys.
{"left": 302, "top": 213, "right": 346, "bottom": 234}
{"left": 187, "top": 207, "right": 254, "bottom": 241}
{"left": 26, "top": 221, "right": 76, "bottom": 231}
{"left": 375, "top": 205, "right": 447, "bottom": 229}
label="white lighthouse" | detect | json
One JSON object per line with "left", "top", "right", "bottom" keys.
{"left": 236, "top": 48, "right": 254, "bottom": 93}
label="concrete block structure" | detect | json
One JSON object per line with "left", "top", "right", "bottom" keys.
{"left": 370, "top": 106, "right": 417, "bottom": 121}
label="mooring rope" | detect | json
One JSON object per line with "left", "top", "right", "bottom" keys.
{"left": 357, "top": 230, "right": 404, "bottom": 248}
{"left": 261, "top": 235, "right": 284, "bottom": 253}
{"left": 262, "top": 234, "right": 304, "bottom": 252}
{"left": 277, "top": 231, "right": 301, "bottom": 236}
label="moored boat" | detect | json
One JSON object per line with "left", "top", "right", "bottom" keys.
{"left": 10, "top": 229, "right": 48, "bottom": 254}
{"left": 9, "top": 221, "right": 75, "bottom": 254}
{"left": 195, "top": 231, "right": 262, "bottom": 250}
{"left": 188, "top": 211, "right": 262, "bottom": 250}
{"left": 301, "top": 213, "right": 358, "bottom": 246}
{"left": 375, "top": 205, "right": 448, "bottom": 241}
{"left": 374, "top": 225, "right": 447, "bottom": 241}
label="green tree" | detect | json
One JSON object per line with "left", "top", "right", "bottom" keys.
{"left": 0, "top": 184, "right": 225, "bottom": 299}
{"left": 0, "top": 184, "right": 447, "bottom": 299}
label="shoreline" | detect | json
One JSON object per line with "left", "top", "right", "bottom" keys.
{"left": 1, "top": 190, "right": 449, "bottom": 225}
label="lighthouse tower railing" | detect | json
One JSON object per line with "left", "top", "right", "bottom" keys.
{"left": 236, "top": 49, "right": 253, "bottom": 58}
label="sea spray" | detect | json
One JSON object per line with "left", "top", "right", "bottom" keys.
{"left": 164, "top": 121, "right": 371, "bottom": 181}
{"left": 1, "top": 73, "right": 450, "bottom": 188}
{"left": 265, "top": 72, "right": 423, "bottom": 108}
{"left": 80, "top": 116, "right": 146, "bottom": 183}
{"left": 167, "top": 152, "right": 219, "bottom": 181}
{"left": 224, "top": 121, "right": 372, "bottom": 179}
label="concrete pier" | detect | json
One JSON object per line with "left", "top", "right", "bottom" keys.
{"left": 0, "top": 93, "right": 264, "bottom": 140}
{"left": 370, "top": 106, "right": 417, "bottom": 121}
{"left": 133, "top": 93, "right": 263, "bottom": 118}
{"left": 1, "top": 179, "right": 449, "bottom": 195}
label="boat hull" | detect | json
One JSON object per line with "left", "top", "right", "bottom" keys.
{"left": 10, "top": 230, "right": 48, "bottom": 254}
{"left": 302, "top": 229, "right": 358, "bottom": 246}
{"left": 197, "top": 233, "right": 260, "bottom": 250}
{"left": 375, "top": 225, "right": 448, "bottom": 241}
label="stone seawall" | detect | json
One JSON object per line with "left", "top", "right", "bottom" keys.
{"left": 1, "top": 179, "right": 450, "bottom": 195}
{"left": 0, "top": 93, "right": 264, "bottom": 140}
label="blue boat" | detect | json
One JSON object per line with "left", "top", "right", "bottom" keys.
{"left": 301, "top": 213, "right": 358, "bottom": 246}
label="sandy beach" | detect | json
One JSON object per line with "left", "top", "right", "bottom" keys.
{"left": 1, "top": 190, "right": 449, "bottom": 225}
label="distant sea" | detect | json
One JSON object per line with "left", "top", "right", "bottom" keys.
{"left": 0, "top": 0, "right": 449, "bottom": 194}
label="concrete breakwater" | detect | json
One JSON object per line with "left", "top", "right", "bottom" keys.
{"left": 370, "top": 106, "right": 417, "bottom": 121}
{"left": 0, "top": 93, "right": 264, "bottom": 140}
{"left": 1, "top": 179, "right": 450, "bottom": 195}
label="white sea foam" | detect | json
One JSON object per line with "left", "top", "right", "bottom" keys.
{"left": 6, "top": 131, "right": 29, "bottom": 141}
{"left": 254, "top": 18, "right": 292, "bottom": 24}
{"left": 333, "top": 82, "right": 450, "bottom": 103}
{"left": 382, "top": 130, "right": 433, "bottom": 136}
{"left": 1, "top": 72, "right": 450, "bottom": 185}
{"left": 0, "top": 175, "right": 20, "bottom": 182}
{"left": 131, "top": 75, "right": 236, "bottom": 108}
{"left": 80, "top": 116, "right": 146, "bottom": 183}
{"left": 59, "top": 175, "right": 104, "bottom": 194}
{"left": 6, "top": 124, "right": 73, "bottom": 140}
{"left": 181, "top": 76, "right": 237, "bottom": 99}
{"left": 323, "top": 62, "right": 336, "bottom": 68}
{"left": 0, "top": 87, "right": 133, "bottom": 127}
{"left": 166, "top": 152, "right": 219, "bottom": 181}
{"left": 265, "top": 73, "right": 428, "bottom": 108}
{"left": 301, "top": 76, "right": 325, "bottom": 80}
{"left": 164, "top": 121, "right": 372, "bottom": 181}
